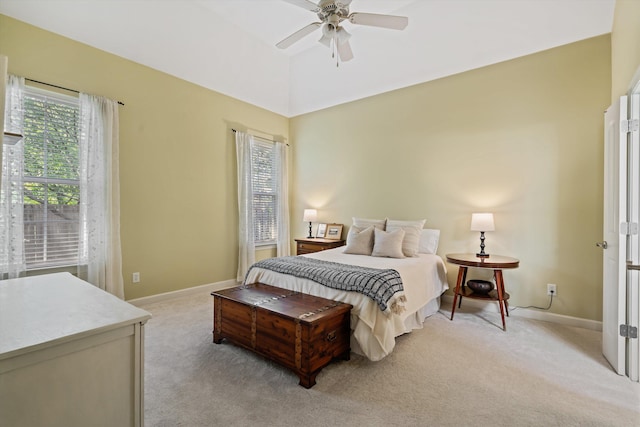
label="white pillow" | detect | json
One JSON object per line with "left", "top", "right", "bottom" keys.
{"left": 371, "top": 228, "right": 405, "bottom": 258}
{"left": 418, "top": 229, "right": 440, "bottom": 254}
{"left": 385, "top": 219, "right": 426, "bottom": 257}
{"left": 353, "top": 217, "right": 386, "bottom": 230}
{"left": 344, "top": 225, "right": 375, "bottom": 255}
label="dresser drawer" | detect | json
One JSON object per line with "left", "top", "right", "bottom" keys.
{"left": 295, "top": 239, "right": 345, "bottom": 255}
{"left": 297, "top": 242, "right": 325, "bottom": 253}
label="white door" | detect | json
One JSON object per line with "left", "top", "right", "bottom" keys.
{"left": 602, "top": 97, "right": 627, "bottom": 375}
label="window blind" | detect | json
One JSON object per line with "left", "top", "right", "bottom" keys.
{"left": 251, "top": 139, "right": 277, "bottom": 245}
{"left": 22, "top": 87, "right": 80, "bottom": 269}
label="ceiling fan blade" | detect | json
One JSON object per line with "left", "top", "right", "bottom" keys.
{"left": 348, "top": 13, "right": 408, "bottom": 30}
{"left": 337, "top": 39, "right": 354, "bottom": 62}
{"left": 276, "top": 22, "right": 322, "bottom": 49}
{"left": 281, "top": 0, "right": 320, "bottom": 12}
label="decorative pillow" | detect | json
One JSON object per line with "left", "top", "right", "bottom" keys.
{"left": 385, "top": 219, "right": 426, "bottom": 257}
{"left": 418, "top": 229, "right": 440, "bottom": 254}
{"left": 371, "top": 228, "right": 405, "bottom": 258}
{"left": 353, "top": 217, "right": 386, "bottom": 230}
{"left": 343, "top": 225, "right": 375, "bottom": 255}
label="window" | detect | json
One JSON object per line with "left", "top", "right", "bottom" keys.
{"left": 22, "top": 87, "right": 80, "bottom": 269}
{"left": 251, "top": 139, "right": 277, "bottom": 245}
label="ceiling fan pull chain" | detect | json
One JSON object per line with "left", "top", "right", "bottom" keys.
{"left": 329, "top": 35, "right": 336, "bottom": 67}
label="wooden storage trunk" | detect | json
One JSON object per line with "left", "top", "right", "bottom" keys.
{"left": 212, "top": 283, "right": 352, "bottom": 388}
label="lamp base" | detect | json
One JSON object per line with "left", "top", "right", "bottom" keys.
{"left": 476, "top": 231, "right": 489, "bottom": 258}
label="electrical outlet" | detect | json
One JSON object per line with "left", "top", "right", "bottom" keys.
{"left": 132, "top": 272, "right": 140, "bottom": 283}
{"left": 547, "top": 283, "right": 557, "bottom": 296}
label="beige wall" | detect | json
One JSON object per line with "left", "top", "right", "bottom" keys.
{"left": 0, "top": 15, "right": 288, "bottom": 299}
{"left": 612, "top": 0, "right": 640, "bottom": 100}
{"left": 291, "top": 35, "right": 611, "bottom": 321}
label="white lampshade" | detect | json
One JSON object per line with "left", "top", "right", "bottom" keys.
{"left": 303, "top": 209, "right": 317, "bottom": 222}
{"left": 470, "top": 213, "right": 495, "bottom": 232}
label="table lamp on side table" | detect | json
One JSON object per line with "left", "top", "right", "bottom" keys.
{"left": 471, "top": 212, "right": 494, "bottom": 258}
{"left": 303, "top": 209, "right": 317, "bottom": 238}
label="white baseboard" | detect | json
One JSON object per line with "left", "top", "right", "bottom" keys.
{"left": 128, "top": 283, "right": 602, "bottom": 332}
{"left": 127, "top": 279, "right": 238, "bottom": 307}
{"left": 440, "top": 295, "right": 602, "bottom": 331}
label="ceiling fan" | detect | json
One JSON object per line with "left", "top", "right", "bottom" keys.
{"left": 276, "top": 0, "right": 408, "bottom": 65}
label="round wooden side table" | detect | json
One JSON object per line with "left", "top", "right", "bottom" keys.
{"left": 446, "top": 253, "right": 520, "bottom": 331}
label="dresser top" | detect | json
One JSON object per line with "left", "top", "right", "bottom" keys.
{"left": 0, "top": 273, "right": 151, "bottom": 359}
{"left": 295, "top": 238, "right": 345, "bottom": 244}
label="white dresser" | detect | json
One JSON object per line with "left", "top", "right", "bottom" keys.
{"left": 0, "top": 273, "right": 151, "bottom": 427}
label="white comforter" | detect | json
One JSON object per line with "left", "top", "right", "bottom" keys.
{"left": 244, "top": 248, "right": 449, "bottom": 361}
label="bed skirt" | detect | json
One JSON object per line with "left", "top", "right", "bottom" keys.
{"left": 349, "top": 296, "right": 441, "bottom": 359}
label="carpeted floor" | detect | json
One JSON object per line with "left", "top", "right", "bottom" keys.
{"left": 141, "top": 293, "right": 640, "bottom": 426}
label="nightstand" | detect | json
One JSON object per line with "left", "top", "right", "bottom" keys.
{"left": 295, "top": 238, "right": 346, "bottom": 255}
{"left": 447, "top": 253, "right": 519, "bottom": 331}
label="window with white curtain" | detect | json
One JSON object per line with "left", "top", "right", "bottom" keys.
{"left": 235, "top": 129, "right": 289, "bottom": 280}
{"left": 22, "top": 87, "right": 80, "bottom": 269}
{"left": 251, "top": 139, "right": 277, "bottom": 245}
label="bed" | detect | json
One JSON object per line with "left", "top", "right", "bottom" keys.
{"left": 244, "top": 222, "right": 449, "bottom": 361}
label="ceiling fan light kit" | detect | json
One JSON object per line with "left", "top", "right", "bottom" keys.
{"left": 278, "top": 0, "right": 408, "bottom": 66}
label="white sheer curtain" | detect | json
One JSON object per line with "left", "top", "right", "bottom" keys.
{"left": 0, "top": 75, "right": 26, "bottom": 278}
{"left": 275, "top": 141, "right": 290, "bottom": 257}
{"left": 78, "top": 93, "right": 124, "bottom": 298}
{"left": 235, "top": 130, "right": 255, "bottom": 282}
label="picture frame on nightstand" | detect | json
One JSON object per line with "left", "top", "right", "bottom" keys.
{"left": 316, "top": 223, "right": 327, "bottom": 238}
{"left": 325, "top": 224, "right": 343, "bottom": 240}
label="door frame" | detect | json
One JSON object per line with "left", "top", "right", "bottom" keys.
{"left": 626, "top": 75, "right": 640, "bottom": 381}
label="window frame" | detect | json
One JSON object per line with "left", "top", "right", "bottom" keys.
{"left": 21, "top": 85, "right": 81, "bottom": 271}
{"left": 251, "top": 138, "right": 278, "bottom": 247}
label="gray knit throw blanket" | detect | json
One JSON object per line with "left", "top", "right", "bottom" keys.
{"left": 245, "top": 256, "right": 405, "bottom": 314}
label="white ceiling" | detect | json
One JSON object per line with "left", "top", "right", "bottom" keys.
{"left": 0, "top": 0, "right": 615, "bottom": 117}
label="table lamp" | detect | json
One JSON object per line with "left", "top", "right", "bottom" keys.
{"left": 471, "top": 213, "right": 494, "bottom": 258}
{"left": 303, "top": 209, "right": 317, "bottom": 238}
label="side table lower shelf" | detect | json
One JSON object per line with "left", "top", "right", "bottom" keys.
{"left": 458, "top": 287, "right": 510, "bottom": 302}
